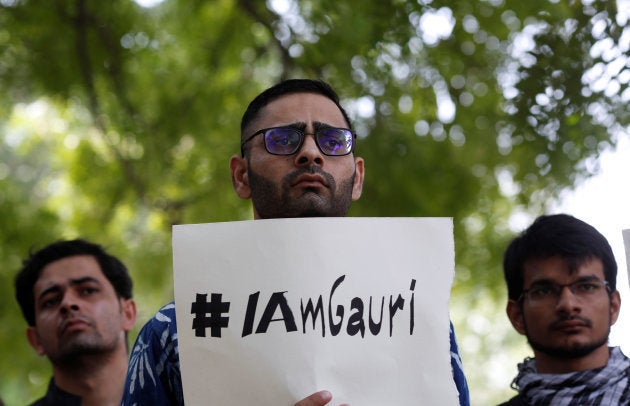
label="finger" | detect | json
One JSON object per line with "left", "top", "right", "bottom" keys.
{"left": 294, "top": 390, "right": 333, "bottom": 406}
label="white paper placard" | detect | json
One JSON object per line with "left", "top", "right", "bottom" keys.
{"left": 173, "top": 217, "right": 458, "bottom": 405}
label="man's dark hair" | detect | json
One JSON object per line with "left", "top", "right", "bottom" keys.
{"left": 503, "top": 214, "right": 617, "bottom": 301}
{"left": 240, "top": 78, "right": 353, "bottom": 142}
{"left": 15, "top": 239, "right": 133, "bottom": 326}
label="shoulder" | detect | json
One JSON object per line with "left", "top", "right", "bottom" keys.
{"left": 150, "top": 302, "right": 176, "bottom": 324}
{"left": 30, "top": 379, "right": 81, "bottom": 406}
{"left": 132, "top": 301, "right": 178, "bottom": 351}
{"left": 149, "top": 301, "right": 178, "bottom": 326}
{"left": 124, "top": 301, "right": 183, "bottom": 405}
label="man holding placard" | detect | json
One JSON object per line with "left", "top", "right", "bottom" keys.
{"left": 122, "top": 79, "right": 469, "bottom": 405}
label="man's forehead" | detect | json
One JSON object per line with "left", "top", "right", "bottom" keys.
{"left": 35, "top": 255, "right": 105, "bottom": 290}
{"left": 523, "top": 256, "right": 605, "bottom": 281}
{"left": 247, "top": 92, "right": 347, "bottom": 132}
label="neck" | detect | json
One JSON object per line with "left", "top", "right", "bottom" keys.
{"left": 533, "top": 344, "right": 610, "bottom": 374}
{"left": 52, "top": 346, "right": 128, "bottom": 406}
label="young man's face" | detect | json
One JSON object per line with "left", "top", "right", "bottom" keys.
{"left": 26, "top": 255, "right": 136, "bottom": 365}
{"left": 507, "top": 256, "right": 620, "bottom": 367}
{"left": 231, "top": 92, "right": 364, "bottom": 219}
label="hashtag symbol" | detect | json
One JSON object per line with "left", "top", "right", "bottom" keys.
{"left": 191, "top": 293, "right": 230, "bottom": 338}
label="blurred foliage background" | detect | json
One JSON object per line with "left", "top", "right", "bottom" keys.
{"left": 1, "top": 0, "right": 629, "bottom": 404}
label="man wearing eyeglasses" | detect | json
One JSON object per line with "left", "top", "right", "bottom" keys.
{"left": 122, "top": 79, "right": 469, "bottom": 405}
{"left": 500, "top": 214, "right": 629, "bottom": 405}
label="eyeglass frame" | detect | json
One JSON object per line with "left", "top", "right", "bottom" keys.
{"left": 240, "top": 126, "right": 356, "bottom": 157}
{"left": 517, "top": 278, "right": 611, "bottom": 304}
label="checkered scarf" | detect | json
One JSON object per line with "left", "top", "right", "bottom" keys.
{"left": 511, "top": 347, "right": 630, "bottom": 405}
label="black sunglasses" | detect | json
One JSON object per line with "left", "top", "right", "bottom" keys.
{"left": 241, "top": 126, "right": 356, "bottom": 157}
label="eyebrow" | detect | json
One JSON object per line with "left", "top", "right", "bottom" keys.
{"left": 37, "top": 276, "right": 103, "bottom": 302}
{"left": 528, "top": 275, "right": 601, "bottom": 286}
{"left": 279, "top": 121, "right": 340, "bottom": 132}
{"left": 313, "top": 121, "right": 338, "bottom": 131}
{"left": 278, "top": 122, "right": 307, "bottom": 131}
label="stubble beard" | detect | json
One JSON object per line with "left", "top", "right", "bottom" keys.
{"left": 524, "top": 314, "right": 611, "bottom": 359}
{"left": 248, "top": 165, "right": 355, "bottom": 219}
{"left": 49, "top": 330, "right": 118, "bottom": 368}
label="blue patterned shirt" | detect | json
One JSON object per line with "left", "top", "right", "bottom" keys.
{"left": 122, "top": 301, "right": 470, "bottom": 405}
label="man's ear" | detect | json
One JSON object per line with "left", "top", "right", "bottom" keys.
{"left": 351, "top": 157, "right": 365, "bottom": 201}
{"left": 121, "top": 298, "right": 137, "bottom": 332}
{"left": 610, "top": 290, "right": 621, "bottom": 326}
{"left": 26, "top": 327, "right": 46, "bottom": 356}
{"left": 506, "top": 300, "right": 527, "bottom": 335}
{"left": 230, "top": 154, "right": 251, "bottom": 199}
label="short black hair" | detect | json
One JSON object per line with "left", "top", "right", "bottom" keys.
{"left": 503, "top": 214, "right": 617, "bottom": 301}
{"left": 15, "top": 239, "right": 133, "bottom": 326}
{"left": 240, "top": 78, "right": 353, "bottom": 143}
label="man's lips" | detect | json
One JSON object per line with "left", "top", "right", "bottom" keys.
{"left": 292, "top": 174, "right": 328, "bottom": 188}
{"left": 550, "top": 318, "right": 590, "bottom": 332}
{"left": 59, "top": 317, "right": 91, "bottom": 335}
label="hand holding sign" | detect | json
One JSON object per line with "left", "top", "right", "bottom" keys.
{"left": 294, "top": 390, "right": 340, "bottom": 406}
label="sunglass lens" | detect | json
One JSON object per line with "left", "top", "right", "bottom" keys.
{"left": 317, "top": 129, "right": 353, "bottom": 156}
{"left": 265, "top": 128, "right": 301, "bottom": 155}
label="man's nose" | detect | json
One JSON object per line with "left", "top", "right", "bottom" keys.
{"left": 294, "top": 133, "right": 324, "bottom": 166}
{"left": 555, "top": 286, "right": 581, "bottom": 313}
{"left": 59, "top": 292, "right": 80, "bottom": 314}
